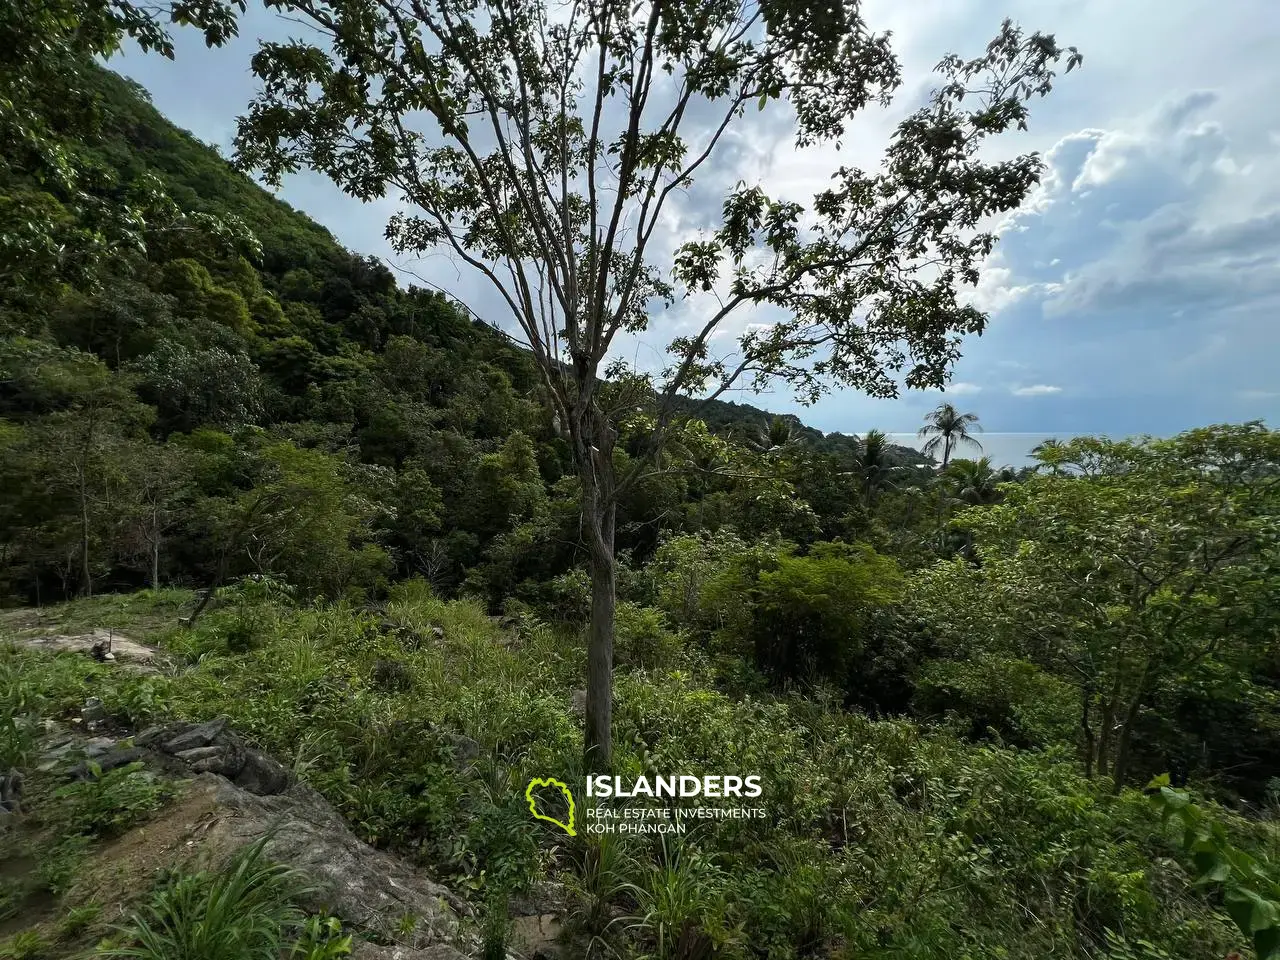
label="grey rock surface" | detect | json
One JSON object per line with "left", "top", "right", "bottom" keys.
{"left": 200, "top": 775, "right": 469, "bottom": 952}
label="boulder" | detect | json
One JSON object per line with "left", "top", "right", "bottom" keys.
{"left": 77, "top": 719, "right": 293, "bottom": 796}
{"left": 153, "top": 717, "right": 229, "bottom": 753}
{"left": 507, "top": 881, "right": 566, "bottom": 918}
{"left": 198, "top": 776, "right": 469, "bottom": 951}
{"left": 80, "top": 697, "right": 107, "bottom": 725}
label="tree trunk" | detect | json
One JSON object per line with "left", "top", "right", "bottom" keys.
{"left": 1080, "top": 685, "right": 1095, "bottom": 780}
{"left": 1111, "top": 671, "right": 1152, "bottom": 792}
{"left": 78, "top": 463, "right": 92, "bottom": 598}
{"left": 151, "top": 538, "right": 160, "bottom": 591}
{"left": 1096, "top": 698, "right": 1114, "bottom": 779}
{"left": 579, "top": 409, "right": 618, "bottom": 773}
{"left": 585, "top": 531, "right": 616, "bottom": 772}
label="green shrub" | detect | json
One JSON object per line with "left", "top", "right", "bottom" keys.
{"left": 0, "top": 645, "right": 42, "bottom": 770}
{"left": 58, "top": 903, "right": 102, "bottom": 940}
{"left": 614, "top": 603, "right": 683, "bottom": 672}
{"left": 914, "top": 653, "right": 1077, "bottom": 748}
{"left": 37, "top": 834, "right": 93, "bottom": 895}
{"left": 480, "top": 887, "right": 510, "bottom": 960}
{"left": 743, "top": 542, "right": 904, "bottom": 684}
{"left": 52, "top": 763, "right": 175, "bottom": 839}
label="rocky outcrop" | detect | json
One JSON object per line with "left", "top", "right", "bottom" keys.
{"left": 40, "top": 720, "right": 480, "bottom": 957}
{"left": 12, "top": 627, "right": 163, "bottom": 674}
{"left": 197, "top": 776, "right": 469, "bottom": 951}
{"left": 352, "top": 943, "right": 471, "bottom": 959}
{"left": 60, "top": 717, "right": 293, "bottom": 796}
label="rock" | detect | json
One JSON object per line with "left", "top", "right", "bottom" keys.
{"left": 161, "top": 717, "right": 229, "bottom": 753}
{"left": 570, "top": 690, "right": 587, "bottom": 717}
{"left": 197, "top": 776, "right": 468, "bottom": 951}
{"left": 509, "top": 914, "right": 562, "bottom": 959}
{"left": 1, "top": 768, "right": 24, "bottom": 814}
{"left": 10, "top": 629, "right": 159, "bottom": 669}
{"left": 507, "top": 881, "right": 566, "bottom": 918}
{"left": 81, "top": 697, "right": 107, "bottom": 725}
{"left": 430, "top": 626, "right": 446, "bottom": 642}
{"left": 134, "top": 720, "right": 292, "bottom": 796}
{"left": 174, "top": 745, "right": 225, "bottom": 763}
{"left": 68, "top": 746, "right": 150, "bottom": 780}
{"left": 188, "top": 738, "right": 246, "bottom": 779}
{"left": 233, "top": 749, "right": 292, "bottom": 796}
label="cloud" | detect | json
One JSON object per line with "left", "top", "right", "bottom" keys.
{"left": 925, "top": 381, "right": 983, "bottom": 395}
{"left": 1011, "top": 385, "right": 1064, "bottom": 397}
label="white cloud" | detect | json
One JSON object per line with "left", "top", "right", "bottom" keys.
{"left": 934, "top": 381, "right": 983, "bottom": 395}
{"left": 1237, "top": 389, "right": 1280, "bottom": 400}
{"left": 1011, "top": 384, "right": 1064, "bottom": 397}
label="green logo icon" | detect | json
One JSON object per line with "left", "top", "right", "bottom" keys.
{"left": 526, "top": 777, "right": 576, "bottom": 836}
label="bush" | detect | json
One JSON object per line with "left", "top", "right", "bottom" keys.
{"left": 52, "top": 763, "right": 175, "bottom": 840}
{"left": 0, "top": 645, "right": 40, "bottom": 770}
{"left": 914, "top": 654, "right": 1078, "bottom": 748}
{"left": 743, "top": 542, "right": 904, "bottom": 685}
{"left": 614, "top": 603, "right": 683, "bottom": 671}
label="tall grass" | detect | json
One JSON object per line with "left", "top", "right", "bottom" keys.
{"left": 99, "top": 836, "right": 324, "bottom": 960}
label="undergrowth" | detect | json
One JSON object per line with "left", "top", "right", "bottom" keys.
{"left": 2, "top": 582, "right": 1260, "bottom": 959}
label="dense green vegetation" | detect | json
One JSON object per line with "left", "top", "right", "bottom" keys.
{"left": 2, "top": 3, "right": 1280, "bottom": 959}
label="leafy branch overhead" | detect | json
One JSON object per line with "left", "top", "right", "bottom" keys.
{"left": 236, "top": 2, "right": 1080, "bottom": 414}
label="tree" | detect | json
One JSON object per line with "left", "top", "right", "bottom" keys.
{"left": 747, "top": 415, "right": 798, "bottom": 454}
{"left": 0, "top": 0, "right": 251, "bottom": 305}
{"left": 944, "top": 456, "right": 1014, "bottom": 506}
{"left": 853, "top": 428, "right": 901, "bottom": 507}
{"left": 915, "top": 424, "right": 1280, "bottom": 788}
{"left": 133, "top": 341, "right": 265, "bottom": 433}
{"left": 918, "top": 402, "right": 982, "bottom": 470}
{"left": 234, "top": 3, "right": 1079, "bottom": 767}
{"left": 747, "top": 541, "right": 904, "bottom": 684}
{"left": 0, "top": 341, "right": 152, "bottom": 596}
{"left": 118, "top": 440, "right": 195, "bottom": 588}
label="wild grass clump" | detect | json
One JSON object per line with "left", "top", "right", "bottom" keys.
{"left": 98, "top": 836, "right": 349, "bottom": 960}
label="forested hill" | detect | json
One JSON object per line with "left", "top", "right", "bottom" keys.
{"left": 0, "top": 63, "right": 925, "bottom": 606}
{"left": 83, "top": 63, "right": 932, "bottom": 476}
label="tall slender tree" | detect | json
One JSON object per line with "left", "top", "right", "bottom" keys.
{"left": 854, "top": 428, "right": 900, "bottom": 506}
{"left": 234, "top": 1, "right": 1079, "bottom": 768}
{"left": 918, "top": 402, "right": 983, "bottom": 469}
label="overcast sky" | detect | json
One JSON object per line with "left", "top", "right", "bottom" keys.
{"left": 110, "top": 0, "right": 1280, "bottom": 465}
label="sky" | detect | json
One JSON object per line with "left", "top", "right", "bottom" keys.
{"left": 109, "top": 0, "right": 1280, "bottom": 466}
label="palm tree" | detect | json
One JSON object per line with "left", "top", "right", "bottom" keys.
{"left": 945, "top": 457, "right": 1016, "bottom": 506}
{"left": 748, "top": 415, "right": 797, "bottom": 454}
{"left": 918, "top": 402, "right": 982, "bottom": 469}
{"left": 1030, "top": 438, "right": 1067, "bottom": 475}
{"left": 854, "top": 428, "right": 902, "bottom": 506}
